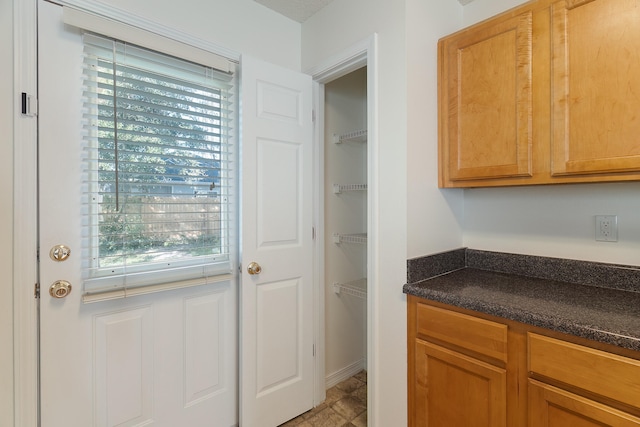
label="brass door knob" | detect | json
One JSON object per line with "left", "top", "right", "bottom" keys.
{"left": 247, "top": 262, "right": 262, "bottom": 275}
{"left": 49, "top": 280, "right": 72, "bottom": 299}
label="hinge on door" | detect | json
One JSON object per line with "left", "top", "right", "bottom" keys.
{"left": 312, "top": 227, "right": 316, "bottom": 240}
{"left": 21, "top": 92, "right": 38, "bottom": 117}
{"left": 312, "top": 109, "right": 316, "bottom": 123}
{"left": 313, "top": 344, "right": 315, "bottom": 357}
{"left": 34, "top": 283, "right": 40, "bottom": 299}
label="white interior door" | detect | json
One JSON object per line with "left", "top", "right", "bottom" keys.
{"left": 240, "top": 56, "right": 315, "bottom": 427}
{"left": 38, "top": 3, "right": 237, "bottom": 426}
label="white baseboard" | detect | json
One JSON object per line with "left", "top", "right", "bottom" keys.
{"left": 325, "top": 359, "right": 366, "bottom": 390}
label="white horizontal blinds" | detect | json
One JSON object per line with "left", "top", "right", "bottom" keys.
{"left": 63, "top": 6, "right": 235, "bottom": 72}
{"left": 82, "top": 33, "right": 236, "bottom": 298}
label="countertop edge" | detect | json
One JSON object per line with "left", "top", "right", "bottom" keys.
{"left": 403, "top": 273, "right": 640, "bottom": 353}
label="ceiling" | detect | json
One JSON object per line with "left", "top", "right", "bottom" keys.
{"left": 255, "top": 0, "right": 475, "bottom": 23}
{"left": 253, "top": 0, "right": 336, "bottom": 23}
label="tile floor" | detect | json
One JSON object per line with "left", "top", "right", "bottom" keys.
{"left": 279, "top": 370, "right": 367, "bottom": 427}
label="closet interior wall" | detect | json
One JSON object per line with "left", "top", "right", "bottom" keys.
{"left": 323, "top": 67, "right": 368, "bottom": 387}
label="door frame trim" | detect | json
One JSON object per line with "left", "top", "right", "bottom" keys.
{"left": 12, "top": 0, "right": 39, "bottom": 426}
{"left": 305, "top": 33, "right": 378, "bottom": 423}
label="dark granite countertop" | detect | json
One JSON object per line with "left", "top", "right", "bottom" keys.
{"left": 403, "top": 249, "right": 640, "bottom": 352}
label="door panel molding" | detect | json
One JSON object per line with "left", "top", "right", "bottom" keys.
{"left": 184, "top": 291, "right": 227, "bottom": 405}
{"left": 240, "top": 54, "right": 314, "bottom": 427}
{"left": 94, "top": 306, "right": 154, "bottom": 426}
{"left": 256, "top": 278, "right": 304, "bottom": 395}
{"left": 256, "top": 138, "right": 303, "bottom": 248}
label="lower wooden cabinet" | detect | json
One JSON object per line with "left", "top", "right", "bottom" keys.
{"left": 529, "top": 380, "right": 640, "bottom": 427}
{"left": 408, "top": 296, "right": 516, "bottom": 427}
{"left": 414, "top": 339, "right": 506, "bottom": 427}
{"left": 407, "top": 295, "right": 640, "bottom": 427}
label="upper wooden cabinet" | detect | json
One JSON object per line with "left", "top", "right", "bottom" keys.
{"left": 551, "top": 0, "right": 640, "bottom": 176}
{"left": 438, "top": 0, "right": 640, "bottom": 187}
{"left": 440, "top": 11, "right": 533, "bottom": 183}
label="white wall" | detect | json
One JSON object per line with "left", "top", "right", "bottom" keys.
{"left": 463, "top": 0, "right": 528, "bottom": 25}
{"left": 303, "top": 1, "right": 408, "bottom": 425}
{"left": 464, "top": 183, "right": 640, "bottom": 266}
{"left": 1, "top": 0, "right": 14, "bottom": 425}
{"left": 406, "top": 0, "right": 464, "bottom": 258}
{"left": 461, "top": 0, "right": 640, "bottom": 267}
{"left": 99, "top": 0, "right": 302, "bottom": 70}
{"left": 303, "top": 0, "right": 464, "bottom": 424}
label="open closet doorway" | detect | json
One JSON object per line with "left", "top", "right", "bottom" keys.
{"left": 309, "top": 34, "right": 377, "bottom": 426}
{"left": 324, "top": 67, "right": 368, "bottom": 389}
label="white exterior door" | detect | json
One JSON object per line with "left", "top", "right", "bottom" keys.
{"left": 38, "top": 3, "right": 237, "bottom": 426}
{"left": 240, "top": 56, "right": 315, "bottom": 427}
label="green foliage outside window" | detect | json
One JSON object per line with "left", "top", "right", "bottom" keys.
{"left": 91, "top": 55, "right": 228, "bottom": 270}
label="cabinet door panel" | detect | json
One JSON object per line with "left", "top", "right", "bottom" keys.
{"left": 414, "top": 339, "right": 507, "bottom": 427}
{"left": 441, "top": 11, "right": 533, "bottom": 182}
{"left": 529, "top": 380, "right": 640, "bottom": 426}
{"left": 551, "top": 0, "right": 640, "bottom": 175}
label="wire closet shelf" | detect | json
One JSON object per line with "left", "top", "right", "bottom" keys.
{"left": 333, "top": 278, "right": 367, "bottom": 299}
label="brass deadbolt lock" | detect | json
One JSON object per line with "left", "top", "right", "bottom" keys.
{"left": 50, "top": 245, "right": 71, "bottom": 262}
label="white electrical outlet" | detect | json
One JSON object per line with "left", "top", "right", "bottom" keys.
{"left": 595, "top": 215, "right": 618, "bottom": 242}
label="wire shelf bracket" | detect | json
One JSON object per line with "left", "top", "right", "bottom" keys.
{"left": 332, "top": 129, "right": 367, "bottom": 144}
{"left": 332, "top": 233, "right": 367, "bottom": 245}
{"left": 333, "top": 278, "right": 367, "bottom": 299}
{"left": 333, "top": 183, "right": 368, "bottom": 194}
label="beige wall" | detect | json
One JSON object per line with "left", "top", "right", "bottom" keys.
{"left": 1, "top": 0, "right": 14, "bottom": 425}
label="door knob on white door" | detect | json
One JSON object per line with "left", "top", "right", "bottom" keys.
{"left": 247, "top": 262, "right": 262, "bottom": 275}
{"left": 49, "top": 280, "right": 72, "bottom": 298}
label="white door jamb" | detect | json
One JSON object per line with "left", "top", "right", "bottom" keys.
{"left": 305, "top": 33, "right": 378, "bottom": 423}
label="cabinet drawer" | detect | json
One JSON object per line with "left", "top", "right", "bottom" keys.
{"left": 528, "top": 333, "right": 640, "bottom": 408}
{"left": 416, "top": 303, "right": 508, "bottom": 362}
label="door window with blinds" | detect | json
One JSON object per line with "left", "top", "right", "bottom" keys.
{"left": 82, "top": 33, "right": 235, "bottom": 299}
